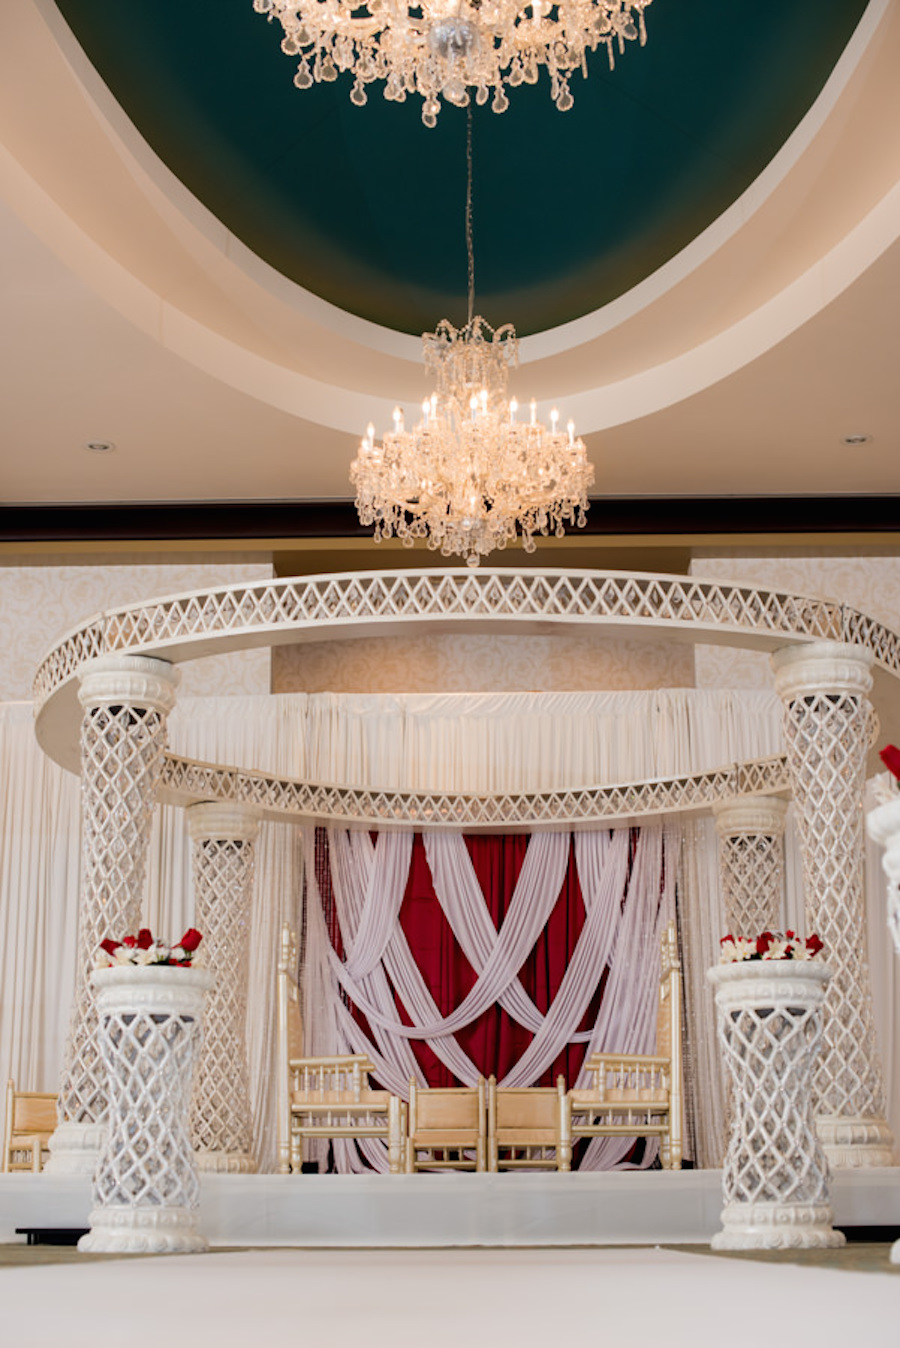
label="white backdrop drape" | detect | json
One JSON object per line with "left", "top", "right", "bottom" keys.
{"left": 303, "top": 824, "right": 674, "bottom": 1172}
{"left": 2, "top": 687, "right": 898, "bottom": 1172}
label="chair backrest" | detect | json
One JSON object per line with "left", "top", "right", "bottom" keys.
{"left": 409, "top": 1080, "right": 485, "bottom": 1136}
{"left": 3, "top": 1079, "right": 57, "bottom": 1172}
{"left": 489, "top": 1081, "right": 563, "bottom": 1131}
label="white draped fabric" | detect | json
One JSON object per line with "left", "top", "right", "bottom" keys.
{"left": 254, "top": 689, "right": 786, "bottom": 793}
{"left": 305, "top": 823, "right": 675, "bottom": 1171}
{"left": 2, "top": 687, "right": 899, "bottom": 1174}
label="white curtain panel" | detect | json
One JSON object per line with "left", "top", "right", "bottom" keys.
{"left": 298, "top": 688, "right": 784, "bottom": 792}
{"left": 0, "top": 703, "right": 80, "bottom": 1100}
{"left": 309, "top": 824, "right": 672, "bottom": 1171}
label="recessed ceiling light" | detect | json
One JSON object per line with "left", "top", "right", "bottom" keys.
{"left": 840, "top": 433, "right": 872, "bottom": 446}
{"left": 83, "top": 440, "right": 116, "bottom": 454}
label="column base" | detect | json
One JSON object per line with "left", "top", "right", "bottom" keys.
{"left": 196, "top": 1149, "right": 257, "bottom": 1175}
{"left": 712, "top": 1202, "right": 845, "bottom": 1251}
{"left": 43, "top": 1121, "right": 106, "bottom": 1176}
{"left": 816, "top": 1114, "right": 895, "bottom": 1168}
{"left": 78, "top": 1205, "right": 208, "bottom": 1254}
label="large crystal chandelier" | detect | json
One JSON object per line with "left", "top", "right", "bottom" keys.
{"left": 253, "top": 0, "right": 651, "bottom": 126}
{"left": 351, "top": 107, "right": 593, "bottom": 566}
{"left": 350, "top": 315, "right": 593, "bottom": 566}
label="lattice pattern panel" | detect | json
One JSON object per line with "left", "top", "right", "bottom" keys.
{"left": 780, "top": 689, "right": 886, "bottom": 1120}
{"left": 58, "top": 705, "right": 169, "bottom": 1125}
{"left": 191, "top": 837, "right": 256, "bottom": 1161}
{"left": 35, "top": 569, "right": 859, "bottom": 717}
{"left": 720, "top": 833, "right": 785, "bottom": 935}
{"left": 93, "top": 1004, "right": 202, "bottom": 1210}
{"left": 717, "top": 991, "right": 830, "bottom": 1209}
{"left": 160, "top": 751, "right": 792, "bottom": 830}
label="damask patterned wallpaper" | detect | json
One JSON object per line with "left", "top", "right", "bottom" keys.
{"left": 272, "top": 631, "right": 694, "bottom": 694}
{"left": 0, "top": 560, "right": 273, "bottom": 702}
{"left": 691, "top": 556, "right": 900, "bottom": 688}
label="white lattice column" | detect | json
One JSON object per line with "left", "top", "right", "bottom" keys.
{"left": 772, "top": 641, "right": 893, "bottom": 1167}
{"left": 713, "top": 796, "right": 788, "bottom": 935}
{"left": 47, "top": 654, "right": 179, "bottom": 1175}
{"left": 187, "top": 801, "right": 261, "bottom": 1173}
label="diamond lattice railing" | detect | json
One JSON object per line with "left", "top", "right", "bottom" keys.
{"left": 36, "top": 570, "right": 874, "bottom": 724}
{"left": 158, "top": 752, "right": 793, "bottom": 830}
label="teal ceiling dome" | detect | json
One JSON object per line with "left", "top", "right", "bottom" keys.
{"left": 57, "top": 0, "right": 868, "bottom": 336}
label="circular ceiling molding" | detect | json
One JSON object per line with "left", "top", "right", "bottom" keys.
{"left": 55, "top": 0, "right": 868, "bottom": 337}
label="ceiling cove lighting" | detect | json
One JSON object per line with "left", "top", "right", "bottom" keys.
{"left": 253, "top": 0, "right": 651, "bottom": 126}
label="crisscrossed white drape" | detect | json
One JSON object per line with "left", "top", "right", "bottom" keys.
{"left": 303, "top": 823, "right": 675, "bottom": 1171}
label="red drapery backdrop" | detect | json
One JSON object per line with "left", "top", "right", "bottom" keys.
{"left": 317, "top": 829, "right": 631, "bottom": 1089}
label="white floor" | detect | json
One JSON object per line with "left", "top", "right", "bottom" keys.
{"left": 3, "top": 1246, "right": 900, "bottom": 1348}
{"left": 2, "top": 1168, "right": 899, "bottom": 1246}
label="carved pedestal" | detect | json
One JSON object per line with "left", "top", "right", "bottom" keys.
{"left": 708, "top": 960, "right": 843, "bottom": 1250}
{"left": 79, "top": 965, "right": 214, "bottom": 1254}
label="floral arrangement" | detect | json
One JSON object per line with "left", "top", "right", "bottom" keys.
{"left": 95, "top": 928, "right": 203, "bottom": 968}
{"left": 720, "top": 931, "right": 824, "bottom": 963}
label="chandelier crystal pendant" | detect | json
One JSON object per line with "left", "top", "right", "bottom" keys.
{"left": 253, "top": 0, "right": 651, "bottom": 126}
{"left": 350, "top": 315, "right": 594, "bottom": 566}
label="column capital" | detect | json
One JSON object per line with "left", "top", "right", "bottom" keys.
{"left": 771, "top": 641, "right": 873, "bottom": 701}
{"left": 77, "top": 654, "right": 180, "bottom": 715}
{"left": 713, "top": 795, "right": 789, "bottom": 839}
{"left": 187, "top": 800, "right": 262, "bottom": 845}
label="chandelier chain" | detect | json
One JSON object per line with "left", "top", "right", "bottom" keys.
{"left": 466, "top": 104, "right": 475, "bottom": 328}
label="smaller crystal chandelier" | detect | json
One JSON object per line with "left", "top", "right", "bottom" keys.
{"left": 350, "top": 313, "right": 593, "bottom": 566}
{"left": 253, "top": 0, "right": 651, "bottom": 127}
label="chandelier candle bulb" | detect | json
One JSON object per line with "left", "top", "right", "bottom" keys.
{"left": 530, "top": 398, "right": 537, "bottom": 426}
{"left": 509, "top": 398, "right": 518, "bottom": 424}
{"left": 568, "top": 420, "right": 575, "bottom": 445}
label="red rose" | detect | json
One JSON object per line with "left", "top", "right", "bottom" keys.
{"left": 806, "top": 934, "right": 824, "bottom": 956}
{"left": 99, "top": 938, "right": 121, "bottom": 956}
{"left": 122, "top": 935, "right": 137, "bottom": 948}
{"left": 756, "top": 931, "right": 774, "bottom": 955}
{"left": 880, "top": 745, "right": 900, "bottom": 779}
{"left": 720, "top": 935, "right": 735, "bottom": 947}
{"left": 785, "top": 930, "right": 796, "bottom": 941}
{"left": 136, "top": 929, "right": 154, "bottom": 950}
{"left": 179, "top": 928, "right": 203, "bottom": 953}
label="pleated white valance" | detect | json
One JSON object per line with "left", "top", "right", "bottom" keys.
{"left": 166, "top": 687, "right": 786, "bottom": 792}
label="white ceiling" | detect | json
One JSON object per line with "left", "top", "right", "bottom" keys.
{"left": 2, "top": 0, "right": 900, "bottom": 507}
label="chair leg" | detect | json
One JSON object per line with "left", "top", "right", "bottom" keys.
{"left": 388, "top": 1096, "right": 403, "bottom": 1175}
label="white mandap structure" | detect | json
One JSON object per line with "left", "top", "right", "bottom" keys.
{"left": 28, "top": 567, "right": 900, "bottom": 1227}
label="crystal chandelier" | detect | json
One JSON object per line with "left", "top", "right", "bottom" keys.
{"left": 350, "top": 315, "right": 593, "bottom": 565}
{"left": 253, "top": 0, "right": 651, "bottom": 126}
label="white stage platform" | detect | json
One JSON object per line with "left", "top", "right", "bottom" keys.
{"left": 2, "top": 1168, "right": 899, "bottom": 1247}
